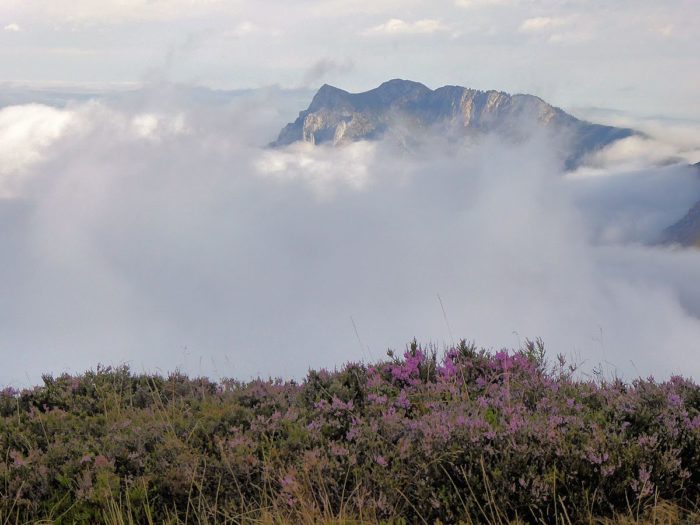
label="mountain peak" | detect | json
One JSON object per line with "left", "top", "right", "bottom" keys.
{"left": 379, "top": 78, "right": 424, "bottom": 86}
{"left": 308, "top": 84, "right": 350, "bottom": 111}
{"left": 365, "top": 79, "right": 432, "bottom": 106}
{"left": 375, "top": 78, "right": 430, "bottom": 92}
{"left": 271, "top": 80, "right": 637, "bottom": 167}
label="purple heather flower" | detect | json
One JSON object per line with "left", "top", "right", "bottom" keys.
{"left": 374, "top": 455, "right": 388, "bottom": 467}
{"left": 667, "top": 392, "right": 682, "bottom": 407}
{"left": 395, "top": 389, "right": 411, "bottom": 410}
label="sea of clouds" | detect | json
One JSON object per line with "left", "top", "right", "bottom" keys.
{"left": 2, "top": 84, "right": 700, "bottom": 386}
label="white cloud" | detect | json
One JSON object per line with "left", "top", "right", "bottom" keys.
{"left": 0, "top": 102, "right": 191, "bottom": 198}
{"left": 519, "top": 16, "right": 566, "bottom": 33}
{"left": 4, "top": 23, "right": 21, "bottom": 32}
{"left": 363, "top": 18, "right": 449, "bottom": 36}
{"left": 2, "top": 89, "right": 700, "bottom": 388}
{"left": 570, "top": 109, "right": 700, "bottom": 165}
{"left": 256, "top": 141, "right": 375, "bottom": 198}
{"left": 0, "top": 104, "right": 74, "bottom": 198}
{"left": 131, "top": 112, "right": 188, "bottom": 140}
{"left": 581, "top": 136, "right": 686, "bottom": 172}
{"left": 518, "top": 15, "right": 592, "bottom": 44}
{"left": 227, "top": 21, "right": 260, "bottom": 38}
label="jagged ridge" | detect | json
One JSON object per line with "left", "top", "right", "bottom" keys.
{"left": 272, "top": 79, "right": 637, "bottom": 168}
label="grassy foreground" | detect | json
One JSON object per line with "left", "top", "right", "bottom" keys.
{"left": 1, "top": 340, "right": 699, "bottom": 524}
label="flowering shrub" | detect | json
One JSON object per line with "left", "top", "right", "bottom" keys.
{"left": 1, "top": 341, "right": 699, "bottom": 524}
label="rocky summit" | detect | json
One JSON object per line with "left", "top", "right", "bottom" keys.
{"left": 272, "top": 79, "right": 637, "bottom": 168}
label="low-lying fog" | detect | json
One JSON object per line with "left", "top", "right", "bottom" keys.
{"left": 2, "top": 85, "right": 700, "bottom": 386}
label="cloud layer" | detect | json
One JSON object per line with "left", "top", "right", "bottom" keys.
{"left": 1, "top": 87, "right": 700, "bottom": 387}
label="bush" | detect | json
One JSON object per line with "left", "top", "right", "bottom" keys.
{"left": 1, "top": 341, "right": 699, "bottom": 524}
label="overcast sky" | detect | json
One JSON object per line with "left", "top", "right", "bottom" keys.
{"left": 1, "top": 0, "right": 699, "bottom": 118}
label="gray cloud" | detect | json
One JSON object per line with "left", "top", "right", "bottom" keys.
{"left": 300, "top": 58, "right": 355, "bottom": 88}
{"left": 1, "top": 87, "right": 700, "bottom": 388}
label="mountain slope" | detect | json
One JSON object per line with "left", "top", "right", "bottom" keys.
{"left": 272, "top": 79, "right": 637, "bottom": 168}
{"left": 661, "top": 162, "right": 700, "bottom": 247}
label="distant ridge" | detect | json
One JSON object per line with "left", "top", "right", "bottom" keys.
{"left": 272, "top": 79, "right": 637, "bottom": 168}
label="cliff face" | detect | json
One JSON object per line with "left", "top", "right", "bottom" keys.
{"left": 271, "top": 79, "right": 637, "bottom": 168}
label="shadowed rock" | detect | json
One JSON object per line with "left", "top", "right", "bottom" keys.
{"left": 661, "top": 162, "right": 700, "bottom": 247}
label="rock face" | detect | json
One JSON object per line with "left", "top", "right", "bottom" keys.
{"left": 661, "top": 163, "right": 700, "bottom": 247}
{"left": 271, "top": 79, "right": 636, "bottom": 168}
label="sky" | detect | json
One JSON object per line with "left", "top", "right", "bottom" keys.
{"left": 1, "top": 1, "right": 700, "bottom": 386}
{"left": 0, "top": 0, "right": 699, "bottom": 118}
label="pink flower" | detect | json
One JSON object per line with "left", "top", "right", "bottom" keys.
{"left": 374, "top": 455, "right": 388, "bottom": 467}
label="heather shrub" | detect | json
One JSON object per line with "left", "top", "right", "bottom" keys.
{"left": 1, "top": 341, "right": 699, "bottom": 524}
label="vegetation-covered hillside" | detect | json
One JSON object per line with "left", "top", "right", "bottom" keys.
{"left": 1, "top": 340, "right": 699, "bottom": 524}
